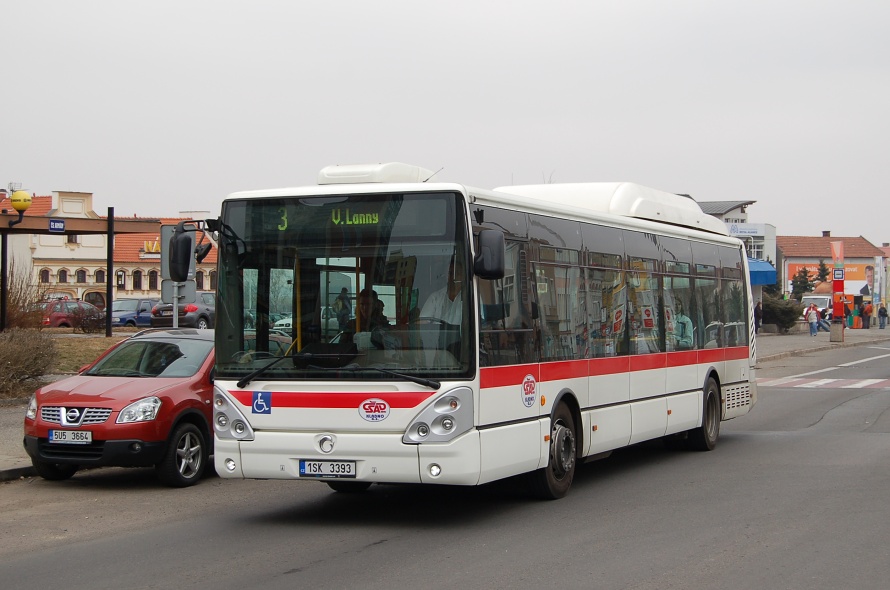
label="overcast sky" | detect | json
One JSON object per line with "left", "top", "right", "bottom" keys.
{"left": 5, "top": 1, "right": 889, "bottom": 245}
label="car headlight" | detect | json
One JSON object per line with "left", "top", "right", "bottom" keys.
{"left": 117, "top": 397, "right": 162, "bottom": 423}
{"left": 26, "top": 395, "right": 37, "bottom": 421}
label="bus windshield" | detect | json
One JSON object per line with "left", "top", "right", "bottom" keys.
{"left": 214, "top": 191, "right": 473, "bottom": 382}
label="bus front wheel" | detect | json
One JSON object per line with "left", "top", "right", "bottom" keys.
{"left": 688, "top": 377, "right": 721, "bottom": 451}
{"left": 528, "top": 403, "right": 576, "bottom": 500}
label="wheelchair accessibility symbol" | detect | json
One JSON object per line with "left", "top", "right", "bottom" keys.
{"left": 252, "top": 391, "right": 272, "bottom": 414}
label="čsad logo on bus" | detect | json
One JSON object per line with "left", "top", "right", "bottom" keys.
{"left": 521, "top": 374, "right": 537, "bottom": 408}
{"left": 359, "top": 398, "right": 390, "bottom": 422}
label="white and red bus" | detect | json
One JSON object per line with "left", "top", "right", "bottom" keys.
{"left": 196, "top": 163, "right": 756, "bottom": 499}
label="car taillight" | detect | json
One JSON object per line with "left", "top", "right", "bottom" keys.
{"left": 151, "top": 306, "right": 159, "bottom": 316}
{"left": 42, "top": 316, "right": 50, "bottom": 326}
{"left": 184, "top": 304, "right": 198, "bottom": 313}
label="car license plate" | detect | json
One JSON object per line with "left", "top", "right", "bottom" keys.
{"left": 299, "top": 460, "right": 356, "bottom": 478}
{"left": 161, "top": 310, "right": 173, "bottom": 316}
{"left": 49, "top": 430, "right": 92, "bottom": 444}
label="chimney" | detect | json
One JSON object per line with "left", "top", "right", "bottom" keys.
{"left": 822, "top": 231, "right": 831, "bottom": 237}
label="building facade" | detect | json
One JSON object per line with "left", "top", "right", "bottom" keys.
{"left": 1, "top": 191, "right": 217, "bottom": 310}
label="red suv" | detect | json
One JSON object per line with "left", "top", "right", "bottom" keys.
{"left": 36, "top": 299, "right": 104, "bottom": 331}
{"left": 23, "top": 329, "right": 215, "bottom": 487}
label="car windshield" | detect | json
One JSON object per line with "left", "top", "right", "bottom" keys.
{"left": 83, "top": 338, "right": 213, "bottom": 378}
{"left": 112, "top": 300, "right": 140, "bottom": 312}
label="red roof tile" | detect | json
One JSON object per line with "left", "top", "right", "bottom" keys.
{"left": 113, "top": 218, "right": 217, "bottom": 265}
{"left": 776, "top": 235, "right": 883, "bottom": 258}
{"left": 0, "top": 195, "right": 53, "bottom": 216}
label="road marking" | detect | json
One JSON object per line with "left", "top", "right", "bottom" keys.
{"left": 838, "top": 352, "right": 890, "bottom": 367}
{"left": 841, "top": 379, "right": 886, "bottom": 388}
{"left": 758, "top": 377, "right": 890, "bottom": 389}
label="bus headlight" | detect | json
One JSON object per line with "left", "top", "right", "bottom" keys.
{"left": 403, "top": 387, "right": 474, "bottom": 444}
{"left": 214, "top": 387, "right": 255, "bottom": 441}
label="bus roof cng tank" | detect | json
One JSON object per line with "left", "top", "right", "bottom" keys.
{"left": 318, "top": 163, "right": 438, "bottom": 185}
{"left": 494, "top": 182, "right": 729, "bottom": 236}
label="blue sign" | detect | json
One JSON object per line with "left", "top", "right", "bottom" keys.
{"left": 833, "top": 269, "right": 844, "bottom": 280}
{"left": 49, "top": 219, "right": 65, "bottom": 233}
{"left": 252, "top": 391, "right": 272, "bottom": 414}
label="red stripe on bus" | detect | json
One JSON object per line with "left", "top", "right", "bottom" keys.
{"left": 666, "top": 350, "right": 699, "bottom": 367}
{"left": 697, "top": 349, "right": 726, "bottom": 363}
{"left": 725, "top": 346, "right": 750, "bottom": 360}
{"left": 480, "top": 365, "right": 540, "bottom": 389}
{"left": 481, "top": 346, "right": 752, "bottom": 388}
{"left": 629, "top": 353, "right": 666, "bottom": 371}
{"left": 229, "top": 390, "right": 435, "bottom": 409}
{"left": 540, "top": 360, "right": 588, "bottom": 381}
{"left": 589, "top": 356, "right": 630, "bottom": 375}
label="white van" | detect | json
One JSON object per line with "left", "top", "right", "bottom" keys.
{"left": 801, "top": 295, "right": 832, "bottom": 319}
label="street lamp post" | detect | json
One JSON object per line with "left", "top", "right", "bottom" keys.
{"left": 1, "top": 183, "right": 32, "bottom": 331}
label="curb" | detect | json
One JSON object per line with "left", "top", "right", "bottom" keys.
{"left": 0, "top": 465, "right": 35, "bottom": 482}
{"left": 758, "top": 336, "right": 890, "bottom": 364}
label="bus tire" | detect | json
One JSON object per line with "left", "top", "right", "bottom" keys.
{"left": 688, "top": 377, "right": 720, "bottom": 451}
{"left": 528, "top": 403, "right": 576, "bottom": 500}
{"left": 326, "top": 481, "right": 372, "bottom": 493}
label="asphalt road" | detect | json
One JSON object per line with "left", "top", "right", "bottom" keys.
{"left": 2, "top": 344, "right": 889, "bottom": 590}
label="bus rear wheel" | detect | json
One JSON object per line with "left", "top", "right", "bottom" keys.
{"left": 528, "top": 403, "right": 576, "bottom": 500}
{"left": 688, "top": 377, "right": 721, "bottom": 451}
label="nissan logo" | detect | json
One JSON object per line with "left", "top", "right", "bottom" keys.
{"left": 66, "top": 408, "right": 81, "bottom": 422}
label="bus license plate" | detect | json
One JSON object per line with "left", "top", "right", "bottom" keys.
{"left": 299, "top": 460, "right": 356, "bottom": 478}
{"left": 49, "top": 430, "right": 92, "bottom": 444}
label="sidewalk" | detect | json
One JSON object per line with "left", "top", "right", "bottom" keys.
{"left": 3, "top": 327, "right": 890, "bottom": 482}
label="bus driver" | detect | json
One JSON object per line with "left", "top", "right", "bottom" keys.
{"left": 421, "top": 255, "right": 464, "bottom": 325}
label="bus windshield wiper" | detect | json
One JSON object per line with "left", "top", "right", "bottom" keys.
{"left": 236, "top": 351, "right": 351, "bottom": 388}
{"left": 237, "top": 354, "right": 296, "bottom": 389}
{"left": 309, "top": 364, "right": 440, "bottom": 390}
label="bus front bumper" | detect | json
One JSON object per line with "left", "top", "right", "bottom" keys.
{"left": 214, "top": 429, "right": 482, "bottom": 486}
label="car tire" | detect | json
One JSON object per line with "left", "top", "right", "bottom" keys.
{"left": 156, "top": 423, "right": 206, "bottom": 487}
{"left": 196, "top": 317, "right": 210, "bottom": 329}
{"left": 32, "top": 459, "right": 78, "bottom": 481}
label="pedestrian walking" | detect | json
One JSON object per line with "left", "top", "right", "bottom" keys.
{"left": 754, "top": 301, "right": 763, "bottom": 334}
{"left": 806, "top": 304, "right": 820, "bottom": 336}
{"left": 864, "top": 301, "right": 873, "bottom": 329}
{"left": 879, "top": 304, "right": 888, "bottom": 329}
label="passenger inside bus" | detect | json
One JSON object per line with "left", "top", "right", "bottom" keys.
{"left": 341, "top": 288, "right": 390, "bottom": 349}
{"left": 674, "top": 305, "right": 695, "bottom": 350}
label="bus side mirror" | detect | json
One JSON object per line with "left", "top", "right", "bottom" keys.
{"left": 169, "top": 222, "right": 196, "bottom": 282}
{"left": 474, "top": 229, "right": 505, "bottom": 280}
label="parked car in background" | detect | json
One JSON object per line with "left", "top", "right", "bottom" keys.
{"left": 150, "top": 292, "right": 216, "bottom": 329}
{"left": 273, "top": 307, "right": 348, "bottom": 336}
{"left": 23, "top": 328, "right": 216, "bottom": 487}
{"left": 35, "top": 299, "right": 105, "bottom": 332}
{"left": 111, "top": 297, "right": 159, "bottom": 328}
